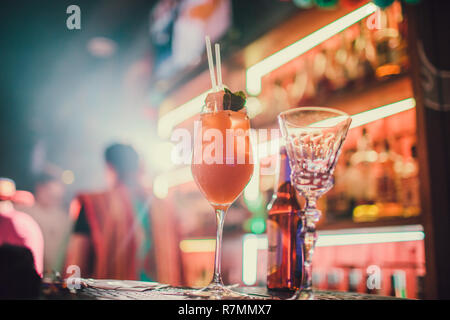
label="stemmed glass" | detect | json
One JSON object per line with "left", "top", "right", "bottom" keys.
{"left": 191, "top": 106, "right": 254, "bottom": 299}
{"left": 278, "top": 107, "right": 351, "bottom": 299}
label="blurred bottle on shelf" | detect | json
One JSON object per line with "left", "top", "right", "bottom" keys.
{"left": 353, "top": 128, "right": 378, "bottom": 202}
{"left": 355, "top": 21, "right": 376, "bottom": 85}
{"left": 348, "top": 268, "right": 362, "bottom": 292}
{"left": 341, "top": 29, "right": 359, "bottom": 89}
{"left": 325, "top": 160, "right": 354, "bottom": 222}
{"left": 314, "top": 49, "right": 334, "bottom": 102}
{"left": 373, "top": 1, "right": 406, "bottom": 79}
{"left": 399, "top": 144, "right": 420, "bottom": 217}
{"left": 326, "top": 127, "right": 419, "bottom": 223}
{"left": 312, "top": 270, "right": 324, "bottom": 290}
{"left": 350, "top": 128, "right": 379, "bottom": 222}
{"left": 324, "top": 46, "right": 347, "bottom": 92}
{"left": 390, "top": 270, "right": 407, "bottom": 298}
{"left": 374, "top": 139, "right": 403, "bottom": 218}
{"left": 327, "top": 268, "right": 344, "bottom": 291}
{"left": 266, "top": 147, "right": 303, "bottom": 292}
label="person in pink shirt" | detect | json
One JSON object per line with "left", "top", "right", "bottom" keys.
{"left": 0, "top": 178, "right": 44, "bottom": 277}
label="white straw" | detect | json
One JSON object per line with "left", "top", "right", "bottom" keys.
{"left": 205, "top": 36, "right": 217, "bottom": 91}
{"left": 215, "top": 43, "right": 222, "bottom": 90}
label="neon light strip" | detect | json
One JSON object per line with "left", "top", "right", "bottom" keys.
{"left": 158, "top": 90, "right": 211, "bottom": 139}
{"left": 153, "top": 166, "right": 193, "bottom": 199}
{"left": 246, "top": 3, "right": 377, "bottom": 96}
{"left": 316, "top": 231, "right": 424, "bottom": 247}
{"left": 242, "top": 234, "right": 268, "bottom": 286}
{"left": 349, "top": 98, "right": 416, "bottom": 129}
{"left": 174, "top": 230, "right": 426, "bottom": 255}
{"left": 179, "top": 239, "right": 216, "bottom": 253}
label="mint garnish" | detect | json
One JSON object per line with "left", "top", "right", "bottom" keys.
{"left": 223, "top": 88, "right": 246, "bottom": 111}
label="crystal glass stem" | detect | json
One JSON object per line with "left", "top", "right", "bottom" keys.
{"left": 299, "top": 197, "right": 320, "bottom": 299}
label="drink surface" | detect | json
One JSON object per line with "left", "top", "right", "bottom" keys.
{"left": 191, "top": 110, "right": 253, "bottom": 209}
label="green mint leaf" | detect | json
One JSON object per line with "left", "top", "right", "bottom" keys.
{"left": 235, "top": 91, "right": 246, "bottom": 100}
{"left": 222, "top": 88, "right": 247, "bottom": 111}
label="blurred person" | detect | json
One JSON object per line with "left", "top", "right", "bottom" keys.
{"left": 0, "top": 244, "right": 42, "bottom": 299}
{"left": 20, "top": 173, "right": 72, "bottom": 276}
{"left": 66, "top": 143, "right": 182, "bottom": 284}
{"left": 0, "top": 178, "right": 44, "bottom": 276}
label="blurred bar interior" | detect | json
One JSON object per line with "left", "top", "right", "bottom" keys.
{"left": 1, "top": 0, "right": 449, "bottom": 299}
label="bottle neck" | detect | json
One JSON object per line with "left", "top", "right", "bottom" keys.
{"left": 275, "top": 148, "right": 292, "bottom": 193}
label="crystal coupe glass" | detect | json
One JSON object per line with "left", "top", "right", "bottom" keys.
{"left": 278, "top": 107, "right": 351, "bottom": 299}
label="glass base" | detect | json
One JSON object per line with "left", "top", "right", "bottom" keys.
{"left": 290, "top": 288, "right": 315, "bottom": 300}
{"left": 187, "top": 282, "right": 252, "bottom": 300}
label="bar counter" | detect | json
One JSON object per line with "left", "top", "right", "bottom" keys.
{"left": 42, "top": 279, "right": 404, "bottom": 300}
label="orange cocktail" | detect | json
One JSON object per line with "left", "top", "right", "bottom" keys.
{"left": 191, "top": 36, "right": 252, "bottom": 298}
{"left": 191, "top": 109, "right": 253, "bottom": 210}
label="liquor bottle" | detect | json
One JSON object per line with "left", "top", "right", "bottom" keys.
{"left": 375, "top": 139, "right": 403, "bottom": 217}
{"left": 327, "top": 268, "right": 344, "bottom": 291}
{"left": 400, "top": 144, "right": 420, "bottom": 217}
{"left": 373, "top": 2, "right": 409, "bottom": 78}
{"left": 390, "top": 270, "right": 407, "bottom": 298}
{"left": 351, "top": 128, "right": 378, "bottom": 222}
{"left": 376, "top": 140, "right": 398, "bottom": 201}
{"left": 348, "top": 268, "right": 362, "bottom": 292}
{"left": 326, "top": 160, "right": 353, "bottom": 222}
{"left": 352, "top": 128, "right": 378, "bottom": 203}
{"left": 267, "top": 147, "right": 303, "bottom": 292}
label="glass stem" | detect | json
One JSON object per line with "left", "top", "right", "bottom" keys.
{"left": 212, "top": 208, "right": 226, "bottom": 286}
{"left": 301, "top": 197, "right": 320, "bottom": 296}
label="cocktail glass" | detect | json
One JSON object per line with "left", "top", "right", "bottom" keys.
{"left": 278, "top": 107, "right": 351, "bottom": 299}
{"left": 191, "top": 106, "right": 254, "bottom": 299}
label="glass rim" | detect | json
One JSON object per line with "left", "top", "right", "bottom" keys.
{"left": 278, "top": 106, "right": 351, "bottom": 129}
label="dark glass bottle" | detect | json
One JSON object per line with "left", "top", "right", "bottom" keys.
{"left": 267, "top": 147, "right": 303, "bottom": 292}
